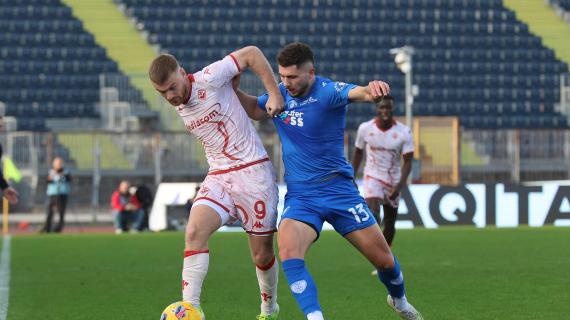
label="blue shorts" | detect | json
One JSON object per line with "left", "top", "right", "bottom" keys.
{"left": 281, "top": 175, "right": 377, "bottom": 237}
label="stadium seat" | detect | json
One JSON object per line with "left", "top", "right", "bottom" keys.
{"left": 0, "top": 2, "right": 147, "bottom": 126}
{"left": 114, "top": 0, "right": 569, "bottom": 129}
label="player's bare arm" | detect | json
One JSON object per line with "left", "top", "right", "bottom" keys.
{"left": 3, "top": 186, "right": 19, "bottom": 204}
{"left": 230, "top": 46, "right": 284, "bottom": 116}
{"left": 348, "top": 80, "right": 391, "bottom": 103}
{"left": 231, "top": 75, "right": 270, "bottom": 121}
{"left": 351, "top": 147, "right": 364, "bottom": 176}
{"left": 237, "top": 89, "right": 269, "bottom": 121}
{"left": 389, "top": 152, "right": 413, "bottom": 200}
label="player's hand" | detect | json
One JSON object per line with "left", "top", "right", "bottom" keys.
{"left": 3, "top": 187, "right": 19, "bottom": 205}
{"left": 368, "top": 80, "right": 390, "bottom": 101}
{"left": 266, "top": 94, "right": 284, "bottom": 117}
{"left": 231, "top": 75, "right": 241, "bottom": 92}
{"left": 388, "top": 185, "right": 401, "bottom": 201}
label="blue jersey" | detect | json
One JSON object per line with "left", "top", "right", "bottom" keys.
{"left": 258, "top": 76, "right": 357, "bottom": 183}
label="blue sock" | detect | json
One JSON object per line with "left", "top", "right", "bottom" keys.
{"left": 377, "top": 255, "right": 405, "bottom": 298}
{"left": 282, "top": 259, "right": 322, "bottom": 316}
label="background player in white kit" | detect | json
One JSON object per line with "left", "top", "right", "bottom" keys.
{"left": 352, "top": 96, "right": 414, "bottom": 255}
{"left": 149, "top": 46, "right": 284, "bottom": 320}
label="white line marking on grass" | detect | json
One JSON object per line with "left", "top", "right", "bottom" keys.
{"left": 0, "top": 235, "right": 11, "bottom": 320}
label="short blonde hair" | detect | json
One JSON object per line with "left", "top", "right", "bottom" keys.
{"left": 149, "top": 54, "right": 179, "bottom": 85}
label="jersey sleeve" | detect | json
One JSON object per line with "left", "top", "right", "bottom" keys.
{"left": 199, "top": 55, "right": 241, "bottom": 88}
{"left": 402, "top": 127, "right": 415, "bottom": 155}
{"left": 354, "top": 123, "right": 367, "bottom": 149}
{"left": 325, "top": 81, "right": 357, "bottom": 109}
{"left": 257, "top": 93, "right": 269, "bottom": 112}
{"left": 257, "top": 83, "right": 286, "bottom": 112}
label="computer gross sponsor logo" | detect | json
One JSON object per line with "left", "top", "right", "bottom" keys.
{"left": 277, "top": 110, "right": 304, "bottom": 127}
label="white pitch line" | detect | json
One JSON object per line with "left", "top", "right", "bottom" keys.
{"left": 0, "top": 235, "right": 11, "bottom": 320}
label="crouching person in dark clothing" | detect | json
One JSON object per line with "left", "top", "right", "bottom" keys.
{"left": 111, "top": 180, "right": 144, "bottom": 234}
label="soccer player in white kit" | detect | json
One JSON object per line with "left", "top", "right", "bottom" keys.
{"left": 352, "top": 96, "right": 414, "bottom": 249}
{"left": 149, "top": 46, "right": 284, "bottom": 320}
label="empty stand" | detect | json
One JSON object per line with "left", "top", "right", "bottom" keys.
{"left": 118, "top": 0, "right": 569, "bottom": 129}
{"left": 0, "top": 1, "right": 144, "bottom": 131}
{"left": 551, "top": 0, "right": 570, "bottom": 12}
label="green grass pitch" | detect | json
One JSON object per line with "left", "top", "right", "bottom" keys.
{"left": 5, "top": 227, "right": 570, "bottom": 319}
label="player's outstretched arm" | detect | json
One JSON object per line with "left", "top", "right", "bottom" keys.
{"left": 231, "top": 46, "right": 284, "bottom": 116}
{"left": 231, "top": 75, "right": 269, "bottom": 121}
{"left": 3, "top": 187, "right": 19, "bottom": 204}
{"left": 389, "top": 152, "right": 414, "bottom": 200}
{"left": 237, "top": 89, "right": 269, "bottom": 121}
{"left": 348, "top": 80, "right": 390, "bottom": 103}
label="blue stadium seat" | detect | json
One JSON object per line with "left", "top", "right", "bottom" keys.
{"left": 115, "top": 0, "right": 569, "bottom": 129}
{"left": 553, "top": 0, "right": 570, "bottom": 11}
{"left": 16, "top": 118, "right": 46, "bottom": 131}
{"left": 0, "top": 1, "right": 149, "bottom": 127}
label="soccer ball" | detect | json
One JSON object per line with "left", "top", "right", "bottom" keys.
{"left": 160, "top": 301, "right": 202, "bottom": 320}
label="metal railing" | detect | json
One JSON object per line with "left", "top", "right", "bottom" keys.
{"left": 561, "top": 73, "right": 570, "bottom": 119}
{"left": 2, "top": 127, "right": 569, "bottom": 213}
{"left": 461, "top": 129, "right": 570, "bottom": 182}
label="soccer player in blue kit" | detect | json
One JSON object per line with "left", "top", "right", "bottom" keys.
{"left": 235, "top": 42, "right": 423, "bottom": 320}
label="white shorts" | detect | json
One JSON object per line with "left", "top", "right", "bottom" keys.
{"left": 363, "top": 175, "right": 399, "bottom": 208}
{"left": 193, "top": 159, "right": 278, "bottom": 235}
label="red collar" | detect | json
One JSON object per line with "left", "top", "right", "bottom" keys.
{"left": 183, "top": 74, "right": 194, "bottom": 105}
{"left": 375, "top": 118, "right": 395, "bottom": 132}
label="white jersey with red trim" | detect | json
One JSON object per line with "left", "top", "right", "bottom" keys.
{"left": 176, "top": 55, "right": 269, "bottom": 172}
{"left": 354, "top": 119, "right": 414, "bottom": 185}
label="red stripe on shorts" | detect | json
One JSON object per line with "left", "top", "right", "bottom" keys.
{"left": 246, "top": 229, "right": 277, "bottom": 235}
{"left": 194, "top": 196, "right": 231, "bottom": 213}
{"left": 365, "top": 175, "right": 393, "bottom": 188}
{"left": 208, "top": 158, "right": 269, "bottom": 175}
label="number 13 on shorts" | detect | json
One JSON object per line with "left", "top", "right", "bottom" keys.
{"left": 348, "top": 203, "right": 371, "bottom": 223}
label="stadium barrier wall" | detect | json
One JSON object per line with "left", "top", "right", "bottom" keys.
{"left": 150, "top": 181, "right": 570, "bottom": 232}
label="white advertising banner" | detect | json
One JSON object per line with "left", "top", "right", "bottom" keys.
{"left": 150, "top": 182, "right": 570, "bottom": 231}
{"left": 149, "top": 182, "right": 199, "bottom": 231}
{"left": 391, "top": 182, "right": 570, "bottom": 229}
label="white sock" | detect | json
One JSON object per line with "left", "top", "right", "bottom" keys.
{"left": 182, "top": 250, "right": 210, "bottom": 307}
{"left": 255, "top": 256, "right": 278, "bottom": 315}
{"left": 393, "top": 295, "right": 410, "bottom": 312}
{"left": 307, "top": 310, "right": 324, "bottom": 320}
